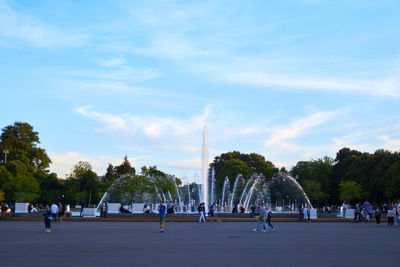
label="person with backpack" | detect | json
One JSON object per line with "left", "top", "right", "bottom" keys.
{"left": 198, "top": 202, "right": 206, "bottom": 223}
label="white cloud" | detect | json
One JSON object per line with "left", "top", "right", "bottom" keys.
{"left": 49, "top": 151, "right": 149, "bottom": 178}
{"left": 99, "top": 55, "right": 126, "bottom": 67}
{"left": 75, "top": 104, "right": 213, "bottom": 141}
{"left": 266, "top": 110, "right": 342, "bottom": 147}
{"left": 0, "top": 1, "right": 88, "bottom": 48}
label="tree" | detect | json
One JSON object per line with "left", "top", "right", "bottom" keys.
{"left": 302, "top": 180, "right": 329, "bottom": 207}
{"left": 114, "top": 156, "right": 135, "bottom": 175}
{"left": 0, "top": 122, "right": 51, "bottom": 171}
{"left": 66, "top": 161, "right": 99, "bottom": 206}
{"left": 339, "top": 180, "right": 362, "bottom": 202}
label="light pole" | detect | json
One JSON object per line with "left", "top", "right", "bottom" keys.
{"left": 3, "top": 150, "right": 9, "bottom": 163}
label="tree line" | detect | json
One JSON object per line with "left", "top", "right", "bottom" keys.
{"left": 1, "top": 122, "right": 399, "bottom": 207}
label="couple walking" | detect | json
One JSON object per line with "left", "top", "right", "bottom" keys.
{"left": 253, "top": 203, "right": 275, "bottom": 233}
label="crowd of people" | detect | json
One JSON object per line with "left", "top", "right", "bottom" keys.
{"left": 340, "top": 200, "right": 400, "bottom": 226}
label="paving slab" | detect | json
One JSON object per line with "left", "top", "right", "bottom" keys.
{"left": 0, "top": 221, "right": 399, "bottom": 267}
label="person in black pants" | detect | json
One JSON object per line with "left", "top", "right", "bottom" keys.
{"left": 375, "top": 206, "right": 381, "bottom": 224}
{"left": 44, "top": 205, "right": 52, "bottom": 232}
{"left": 387, "top": 205, "right": 395, "bottom": 226}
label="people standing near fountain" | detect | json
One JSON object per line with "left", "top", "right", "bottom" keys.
{"left": 198, "top": 202, "right": 206, "bottom": 223}
{"left": 253, "top": 203, "right": 267, "bottom": 232}
{"left": 158, "top": 201, "right": 166, "bottom": 232}
{"left": 44, "top": 205, "right": 52, "bottom": 232}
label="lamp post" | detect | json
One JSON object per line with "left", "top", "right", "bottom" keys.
{"left": 3, "top": 150, "right": 9, "bottom": 163}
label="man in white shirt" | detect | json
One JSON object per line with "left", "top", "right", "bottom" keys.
{"left": 51, "top": 203, "right": 59, "bottom": 222}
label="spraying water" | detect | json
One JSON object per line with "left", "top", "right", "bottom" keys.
{"left": 244, "top": 175, "right": 262, "bottom": 211}
{"left": 210, "top": 167, "right": 215, "bottom": 205}
{"left": 173, "top": 176, "right": 183, "bottom": 212}
{"left": 229, "top": 174, "right": 243, "bottom": 211}
{"left": 221, "top": 176, "right": 230, "bottom": 212}
{"left": 202, "top": 126, "right": 209, "bottom": 211}
{"left": 239, "top": 176, "right": 253, "bottom": 207}
{"left": 276, "top": 173, "right": 314, "bottom": 209}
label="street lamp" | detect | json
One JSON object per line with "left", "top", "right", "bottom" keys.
{"left": 3, "top": 150, "right": 9, "bottom": 163}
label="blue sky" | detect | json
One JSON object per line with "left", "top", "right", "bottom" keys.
{"left": 1, "top": 0, "right": 399, "bottom": 182}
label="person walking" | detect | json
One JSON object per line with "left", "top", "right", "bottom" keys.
{"left": 375, "top": 206, "right": 381, "bottom": 224}
{"left": 354, "top": 203, "right": 361, "bottom": 223}
{"left": 44, "top": 205, "right": 52, "bottom": 232}
{"left": 51, "top": 202, "right": 59, "bottom": 222}
{"left": 306, "top": 206, "right": 311, "bottom": 223}
{"left": 253, "top": 203, "right": 268, "bottom": 232}
{"left": 266, "top": 206, "right": 275, "bottom": 232}
{"left": 158, "top": 201, "right": 166, "bottom": 233}
{"left": 198, "top": 202, "right": 206, "bottom": 223}
{"left": 387, "top": 204, "right": 395, "bottom": 226}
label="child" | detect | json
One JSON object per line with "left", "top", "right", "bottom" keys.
{"left": 44, "top": 205, "right": 52, "bottom": 232}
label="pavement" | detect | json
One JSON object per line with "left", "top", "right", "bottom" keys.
{"left": 0, "top": 221, "right": 399, "bottom": 267}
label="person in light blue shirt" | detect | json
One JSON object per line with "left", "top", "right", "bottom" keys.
{"left": 253, "top": 203, "right": 267, "bottom": 232}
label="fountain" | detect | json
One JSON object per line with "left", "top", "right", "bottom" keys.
{"left": 202, "top": 125, "right": 208, "bottom": 211}
{"left": 173, "top": 176, "right": 183, "bottom": 212}
{"left": 273, "top": 172, "right": 313, "bottom": 209}
{"left": 229, "top": 174, "right": 243, "bottom": 212}
{"left": 220, "top": 176, "right": 230, "bottom": 212}
{"left": 210, "top": 167, "right": 215, "bottom": 205}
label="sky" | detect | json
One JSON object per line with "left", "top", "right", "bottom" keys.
{"left": 1, "top": 0, "right": 400, "bottom": 182}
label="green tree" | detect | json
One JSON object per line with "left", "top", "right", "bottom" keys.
{"left": 0, "top": 122, "right": 51, "bottom": 171}
{"left": 339, "top": 180, "right": 362, "bottom": 202}
{"left": 114, "top": 156, "right": 135, "bottom": 175}
{"left": 302, "top": 180, "right": 329, "bottom": 207}
{"left": 66, "top": 161, "right": 99, "bottom": 206}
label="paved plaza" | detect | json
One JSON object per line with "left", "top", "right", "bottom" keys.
{"left": 0, "top": 221, "right": 399, "bottom": 267}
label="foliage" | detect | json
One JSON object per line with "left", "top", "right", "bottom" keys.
{"left": 339, "top": 180, "right": 362, "bottom": 202}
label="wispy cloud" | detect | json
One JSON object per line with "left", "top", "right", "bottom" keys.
{"left": 75, "top": 104, "right": 213, "bottom": 141}
{"left": 266, "top": 109, "right": 343, "bottom": 146}
{"left": 0, "top": 1, "right": 88, "bottom": 48}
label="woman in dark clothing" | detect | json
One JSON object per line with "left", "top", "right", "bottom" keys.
{"left": 44, "top": 205, "right": 52, "bottom": 232}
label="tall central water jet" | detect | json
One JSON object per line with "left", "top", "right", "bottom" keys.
{"left": 202, "top": 125, "right": 208, "bottom": 211}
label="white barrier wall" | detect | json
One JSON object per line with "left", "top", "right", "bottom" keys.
{"left": 107, "top": 203, "right": 121, "bottom": 214}
{"left": 131, "top": 203, "right": 145, "bottom": 213}
{"left": 344, "top": 209, "right": 355, "bottom": 219}
{"left": 303, "top": 209, "right": 318, "bottom": 219}
{"left": 82, "top": 208, "right": 96, "bottom": 217}
{"left": 15, "top": 203, "right": 29, "bottom": 213}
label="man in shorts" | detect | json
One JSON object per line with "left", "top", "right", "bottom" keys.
{"left": 158, "top": 201, "right": 166, "bottom": 233}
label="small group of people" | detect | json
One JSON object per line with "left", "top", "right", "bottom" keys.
{"left": 43, "top": 202, "right": 65, "bottom": 232}
{"left": 253, "top": 203, "right": 275, "bottom": 233}
{"left": 0, "top": 202, "right": 14, "bottom": 220}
